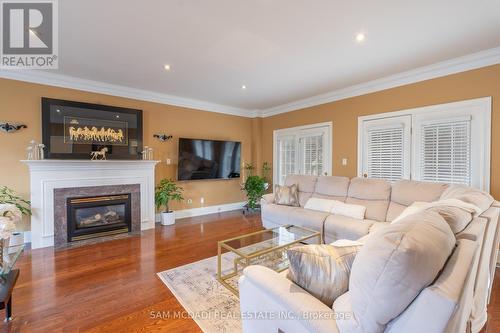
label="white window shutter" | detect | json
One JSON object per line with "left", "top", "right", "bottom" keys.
{"left": 366, "top": 126, "right": 405, "bottom": 181}
{"left": 300, "top": 134, "right": 324, "bottom": 176}
{"left": 419, "top": 119, "right": 471, "bottom": 185}
{"left": 277, "top": 136, "right": 296, "bottom": 185}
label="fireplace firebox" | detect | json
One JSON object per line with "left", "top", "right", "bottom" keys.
{"left": 67, "top": 194, "right": 132, "bottom": 242}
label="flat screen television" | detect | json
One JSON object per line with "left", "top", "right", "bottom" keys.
{"left": 178, "top": 138, "right": 241, "bottom": 180}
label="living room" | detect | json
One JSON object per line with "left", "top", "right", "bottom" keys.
{"left": 0, "top": 1, "right": 499, "bottom": 332}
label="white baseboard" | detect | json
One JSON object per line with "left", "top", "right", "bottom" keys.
{"left": 155, "top": 201, "right": 246, "bottom": 222}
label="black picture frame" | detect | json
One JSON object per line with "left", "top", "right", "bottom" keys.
{"left": 41, "top": 98, "right": 143, "bottom": 160}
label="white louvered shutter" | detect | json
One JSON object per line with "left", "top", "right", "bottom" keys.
{"left": 276, "top": 136, "right": 296, "bottom": 185}
{"left": 419, "top": 119, "right": 471, "bottom": 185}
{"left": 367, "top": 126, "right": 404, "bottom": 181}
{"left": 362, "top": 115, "right": 411, "bottom": 182}
{"left": 299, "top": 134, "right": 324, "bottom": 176}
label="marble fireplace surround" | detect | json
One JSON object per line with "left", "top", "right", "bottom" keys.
{"left": 53, "top": 184, "right": 141, "bottom": 248}
{"left": 22, "top": 160, "right": 159, "bottom": 249}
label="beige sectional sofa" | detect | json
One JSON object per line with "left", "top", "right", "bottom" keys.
{"left": 240, "top": 175, "right": 500, "bottom": 333}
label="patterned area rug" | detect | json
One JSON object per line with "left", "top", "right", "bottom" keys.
{"left": 157, "top": 244, "right": 291, "bottom": 333}
{"left": 157, "top": 253, "right": 243, "bottom": 333}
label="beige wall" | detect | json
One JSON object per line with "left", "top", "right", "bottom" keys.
{"left": 262, "top": 64, "right": 500, "bottom": 198}
{"left": 0, "top": 78, "right": 254, "bottom": 230}
{"left": 2, "top": 63, "right": 500, "bottom": 232}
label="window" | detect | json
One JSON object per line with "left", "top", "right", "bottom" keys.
{"left": 358, "top": 98, "right": 491, "bottom": 191}
{"left": 418, "top": 118, "right": 471, "bottom": 185}
{"left": 274, "top": 122, "right": 332, "bottom": 185}
{"left": 361, "top": 116, "right": 411, "bottom": 181}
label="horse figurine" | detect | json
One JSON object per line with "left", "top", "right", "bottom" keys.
{"left": 90, "top": 147, "right": 108, "bottom": 160}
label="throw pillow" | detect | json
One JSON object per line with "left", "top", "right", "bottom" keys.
{"left": 392, "top": 200, "right": 475, "bottom": 233}
{"left": 274, "top": 184, "right": 300, "bottom": 207}
{"left": 440, "top": 184, "right": 494, "bottom": 215}
{"left": 304, "top": 197, "right": 336, "bottom": 213}
{"left": 330, "top": 201, "right": 366, "bottom": 219}
{"left": 346, "top": 210, "right": 455, "bottom": 333}
{"left": 287, "top": 244, "right": 361, "bottom": 307}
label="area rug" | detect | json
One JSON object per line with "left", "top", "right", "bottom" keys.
{"left": 157, "top": 253, "right": 243, "bottom": 333}
{"left": 157, "top": 242, "right": 291, "bottom": 333}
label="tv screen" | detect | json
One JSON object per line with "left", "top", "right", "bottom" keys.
{"left": 178, "top": 138, "right": 241, "bottom": 180}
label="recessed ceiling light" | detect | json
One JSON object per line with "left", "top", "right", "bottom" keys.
{"left": 241, "top": 85, "right": 247, "bottom": 90}
{"left": 355, "top": 33, "right": 365, "bottom": 42}
{"left": 116, "top": 115, "right": 120, "bottom": 118}
{"left": 163, "top": 64, "right": 171, "bottom": 71}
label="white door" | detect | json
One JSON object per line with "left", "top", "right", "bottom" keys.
{"left": 361, "top": 115, "right": 411, "bottom": 181}
{"left": 274, "top": 123, "right": 332, "bottom": 185}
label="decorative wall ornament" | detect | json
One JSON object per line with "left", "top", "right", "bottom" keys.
{"left": 141, "top": 146, "right": 154, "bottom": 160}
{"left": 90, "top": 147, "right": 108, "bottom": 160}
{"left": 153, "top": 134, "right": 173, "bottom": 142}
{"left": 0, "top": 122, "right": 27, "bottom": 133}
{"left": 26, "top": 140, "right": 45, "bottom": 160}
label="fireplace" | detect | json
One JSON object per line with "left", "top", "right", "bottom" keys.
{"left": 67, "top": 194, "right": 132, "bottom": 242}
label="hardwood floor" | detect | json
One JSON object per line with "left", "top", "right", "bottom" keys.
{"left": 2, "top": 211, "right": 262, "bottom": 332}
{"left": 1, "top": 210, "right": 499, "bottom": 332}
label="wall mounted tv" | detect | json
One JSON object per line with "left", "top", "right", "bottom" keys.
{"left": 178, "top": 138, "right": 241, "bottom": 181}
{"left": 41, "top": 98, "right": 143, "bottom": 159}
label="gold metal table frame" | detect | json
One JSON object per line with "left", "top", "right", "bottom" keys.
{"left": 216, "top": 225, "right": 322, "bottom": 296}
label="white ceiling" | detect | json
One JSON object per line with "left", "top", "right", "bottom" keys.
{"left": 20, "top": 1, "right": 500, "bottom": 114}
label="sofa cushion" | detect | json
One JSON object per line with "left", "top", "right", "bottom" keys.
{"left": 288, "top": 207, "right": 330, "bottom": 231}
{"left": 426, "top": 205, "right": 473, "bottom": 234}
{"left": 392, "top": 200, "right": 476, "bottom": 234}
{"left": 346, "top": 178, "right": 391, "bottom": 221}
{"left": 261, "top": 203, "right": 299, "bottom": 225}
{"left": 440, "top": 185, "right": 494, "bottom": 215}
{"left": 345, "top": 197, "right": 388, "bottom": 222}
{"left": 285, "top": 175, "right": 318, "bottom": 193}
{"left": 324, "top": 215, "right": 375, "bottom": 241}
{"left": 386, "top": 180, "right": 448, "bottom": 222}
{"left": 304, "top": 197, "right": 336, "bottom": 213}
{"left": 348, "top": 210, "right": 455, "bottom": 333}
{"left": 391, "top": 180, "right": 448, "bottom": 206}
{"left": 331, "top": 201, "right": 366, "bottom": 220}
{"left": 348, "top": 177, "right": 391, "bottom": 201}
{"left": 287, "top": 244, "right": 361, "bottom": 307}
{"left": 313, "top": 176, "right": 350, "bottom": 201}
{"left": 274, "top": 184, "right": 300, "bottom": 207}
{"left": 284, "top": 175, "right": 318, "bottom": 207}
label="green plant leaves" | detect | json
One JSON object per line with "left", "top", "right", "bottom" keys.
{"left": 243, "top": 175, "right": 267, "bottom": 209}
{"left": 0, "top": 186, "right": 31, "bottom": 216}
{"left": 154, "top": 179, "right": 184, "bottom": 212}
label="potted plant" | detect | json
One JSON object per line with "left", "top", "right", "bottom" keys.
{"left": 242, "top": 162, "right": 270, "bottom": 212}
{"left": 155, "top": 179, "right": 184, "bottom": 226}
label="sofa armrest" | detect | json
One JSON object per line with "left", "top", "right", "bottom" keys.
{"left": 261, "top": 193, "right": 275, "bottom": 206}
{"left": 239, "top": 265, "right": 339, "bottom": 333}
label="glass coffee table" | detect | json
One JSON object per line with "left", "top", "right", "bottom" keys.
{"left": 217, "top": 225, "right": 321, "bottom": 295}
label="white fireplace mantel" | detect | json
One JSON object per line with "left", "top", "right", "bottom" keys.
{"left": 22, "top": 160, "right": 159, "bottom": 249}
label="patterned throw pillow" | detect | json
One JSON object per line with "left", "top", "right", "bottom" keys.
{"left": 274, "top": 184, "right": 300, "bottom": 207}
{"left": 287, "top": 244, "right": 362, "bottom": 307}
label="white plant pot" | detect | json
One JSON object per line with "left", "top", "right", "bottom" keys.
{"left": 161, "top": 211, "right": 176, "bottom": 226}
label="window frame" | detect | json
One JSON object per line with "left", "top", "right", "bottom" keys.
{"left": 357, "top": 97, "right": 491, "bottom": 191}
{"left": 273, "top": 122, "right": 333, "bottom": 186}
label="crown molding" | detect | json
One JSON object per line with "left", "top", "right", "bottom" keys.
{"left": 1, "top": 47, "right": 500, "bottom": 119}
{"left": 0, "top": 69, "right": 252, "bottom": 117}
{"left": 259, "top": 47, "right": 500, "bottom": 117}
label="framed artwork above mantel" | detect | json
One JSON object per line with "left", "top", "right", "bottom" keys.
{"left": 41, "top": 98, "right": 143, "bottom": 160}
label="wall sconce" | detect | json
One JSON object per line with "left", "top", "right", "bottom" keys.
{"left": 153, "top": 134, "right": 173, "bottom": 142}
{"left": 0, "top": 122, "right": 27, "bottom": 133}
